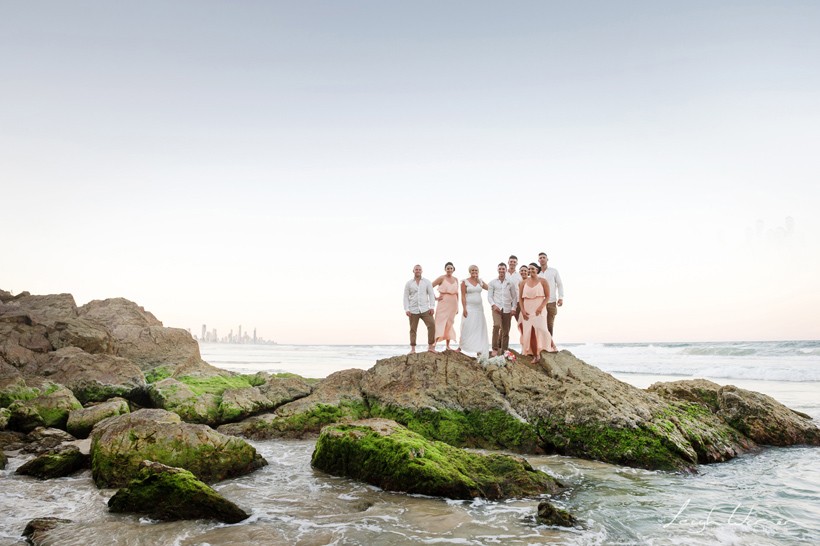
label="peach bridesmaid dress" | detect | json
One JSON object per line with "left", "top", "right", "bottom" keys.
{"left": 520, "top": 281, "right": 555, "bottom": 356}
{"left": 434, "top": 279, "right": 458, "bottom": 343}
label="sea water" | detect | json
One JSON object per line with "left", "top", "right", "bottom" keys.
{"left": 1, "top": 341, "right": 818, "bottom": 545}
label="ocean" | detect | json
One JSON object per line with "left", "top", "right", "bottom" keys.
{"left": 1, "top": 341, "right": 818, "bottom": 545}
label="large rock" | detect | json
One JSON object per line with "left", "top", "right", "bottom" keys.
{"left": 218, "top": 369, "right": 366, "bottom": 439}
{"left": 66, "top": 397, "right": 130, "bottom": 438}
{"left": 16, "top": 444, "right": 89, "bottom": 479}
{"left": 649, "top": 379, "right": 820, "bottom": 446}
{"left": 31, "top": 347, "right": 146, "bottom": 404}
{"left": 78, "top": 298, "right": 213, "bottom": 373}
{"left": 0, "top": 293, "right": 114, "bottom": 355}
{"left": 90, "top": 409, "right": 267, "bottom": 487}
{"left": 362, "top": 351, "right": 762, "bottom": 470}
{"left": 312, "top": 418, "right": 563, "bottom": 500}
{"left": 362, "top": 351, "right": 541, "bottom": 452}
{"left": 108, "top": 460, "right": 250, "bottom": 523}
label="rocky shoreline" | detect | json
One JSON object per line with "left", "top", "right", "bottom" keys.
{"left": 2, "top": 289, "right": 819, "bottom": 541}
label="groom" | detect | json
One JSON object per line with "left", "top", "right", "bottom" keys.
{"left": 488, "top": 262, "right": 517, "bottom": 356}
{"left": 403, "top": 264, "right": 437, "bottom": 353}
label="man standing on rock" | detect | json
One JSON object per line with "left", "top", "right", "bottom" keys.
{"left": 488, "top": 263, "right": 517, "bottom": 356}
{"left": 506, "top": 255, "right": 522, "bottom": 324}
{"left": 537, "top": 252, "right": 564, "bottom": 337}
{"left": 403, "top": 264, "right": 437, "bottom": 354}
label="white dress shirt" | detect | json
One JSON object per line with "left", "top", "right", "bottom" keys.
{"left": 507, "top": 271, "right": 522, "bottom": 289}
{"left": 538, "top": 267, "right": 564, "bottom": 304}
{"left": 403, "top": 277, "right": 436, "bottom": 314}
{"left": 488, "top": 276, "right": 518, "bottom": 313}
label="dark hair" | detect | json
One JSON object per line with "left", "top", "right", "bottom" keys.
{"left": 498, "top": 262, "right": 506, "bottom": 268}
{"left": 508, "top": 255, "right": 518, "bottom": 261}
{"left": 538, "top": 252, "right": 547, "bottom": 258}
{"left": 529, "top": 262, "right": 541, "bottom": 273}
{"left": 444, "top": 262, "right": 454, "bottom": 269}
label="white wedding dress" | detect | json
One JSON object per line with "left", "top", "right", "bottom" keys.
{"left": 459, "top": 281, "right": 489, "bottom": 356}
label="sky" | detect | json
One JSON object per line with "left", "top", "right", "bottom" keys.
{"left": 2, "top": 1, "right": 819, "bottom": 344}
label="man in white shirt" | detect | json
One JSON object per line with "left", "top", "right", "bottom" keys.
{"left": 488, "top": 263, "right": 518, "bottom": 356}
{"left": 506, "top": 255, "right": 522, "bottom": 325}
{"left": 403, "top": 264, "right": 437, "bottom": 354}
{"left": 537, "top": 252, "right": 564, "bottom": 337}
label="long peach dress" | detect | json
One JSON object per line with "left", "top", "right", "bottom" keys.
{"left": 520, "top": 281, "right": 555, "bottom": 356}
{"left": 435, "top": 278, "right": 458, "bottom": 343}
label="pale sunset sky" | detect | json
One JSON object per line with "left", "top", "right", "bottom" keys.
{"left": 2, "top": 1, "right": 819, "bottom": 344}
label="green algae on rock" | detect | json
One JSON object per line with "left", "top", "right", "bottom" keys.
{"left": 66, "top": 397, "right": 131, "bottom": 439}
{"left": 108, "top": 460, "right": 250, "bottom": 523}
{"left": 7, "top": 384, "right": 82, "bottom": 432}
{"left": 90, "top": 408, "right": 267, "bottom": 488}
{"left": 311, "top": 418, "right": 563, "bottom": 500}
{"left": 16, "top": 444, "right": 89, "bottom": 479}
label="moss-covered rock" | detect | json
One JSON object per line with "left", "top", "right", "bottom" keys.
{"left": 218, "top": 401, "right": 369, "bottom": 439}
{"left": 650, "top": 379, "right": 820, "bottom": 447}
{"left": 0, "top": 449, "right": 6, "bottom": 469}
{"left": 311, "top": 419, "right": 563, "bottom": 500}
{"left": 0, "top": 379, "right": 41, "bottom": 408}
{"left": 370, "top": 404, "right": 541, "bottom": 453}
{"left": 219, "top": 369, "right": 365, "bottom": 439}
{"left": 16, "top": 444, "right": 89, "bottom": 479}
{"left": 66, "top": 397, "right": 130, "bottom": 439}
{"left": 7, "top": 384, "right": 82, "bottom": 432}
{"left": 536, "top": 500, "right": 578, "bottom": 527}
{"left": 147, "top": 378, "right": 221, "bottom": 425}
{"left": 107, "top": 460, "right": 250, "bottom": 523}
{"left": 8, "top": 400, "right": 45, "bottom": 432}
{"left": 90, "top": 409, "right": 267, "bottom": 488}
{"left": 217, "top": 375, "right": 313, "bottom": 423}
{"left": 147, "top": 374, "right": 277, "bottom": 425}
{"left": 0, "top": 407, "right": 11, "bottom": 430}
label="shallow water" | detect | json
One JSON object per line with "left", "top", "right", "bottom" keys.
{"left": 1, "top": 343, "right": 819, "bottom": 545}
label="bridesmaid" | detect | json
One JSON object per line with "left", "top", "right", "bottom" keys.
{"left": 516, "top": 264, "right": 529, "bottom": 337}
{"left": 519, "top": 263, "right": 557, "bottom": 363}
{"left": 432, "top": 262, "right": 459, "bottom": 351}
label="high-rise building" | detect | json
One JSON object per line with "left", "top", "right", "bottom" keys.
{"left": 238, "top": 325, "right": 242, "bottom": 344}
{"left": 253, "top": 328, "right": 257, "bottom": 344}
{"left": 201, "top": 324, "right": 207, "bottom": 341}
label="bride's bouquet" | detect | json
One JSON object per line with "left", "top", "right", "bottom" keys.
{"left": 480, "top": 350, "right": 517, "bottom": 368}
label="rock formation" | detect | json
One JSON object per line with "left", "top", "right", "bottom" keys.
{"left": 311, "top": 418, "right": 563, "bottom": 500}
{"left": 66, "top": 397, "right": 130, "bottom": 439}
{"left": 15, "top": 444, "right": 89, "bottom": 480}
{"left": 90, "top": 409, "right": 267, "bottom": 487}
{"left": 107, "top": 460, "right": 250, "bottom": 523}
{"left": 228, "top": 350, "right": 819, "bottom": 471}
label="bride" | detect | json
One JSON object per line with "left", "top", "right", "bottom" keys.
{"left": 459, "top": 265, "right": 489, "bottom": 357}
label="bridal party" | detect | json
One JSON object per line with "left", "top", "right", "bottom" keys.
{"left": 402, "top": 254, "right": 564, "bottom": 363}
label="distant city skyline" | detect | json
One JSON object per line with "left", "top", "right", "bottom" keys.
{"left": 191, "top": 324, "right": 276, "bottom": 345}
